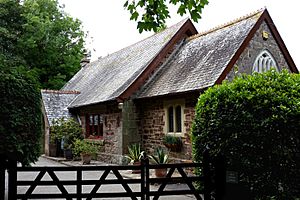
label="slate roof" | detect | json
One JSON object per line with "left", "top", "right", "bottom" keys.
{"left": 136, "top": 10, "right": 264, "bottom": 98}
{"left": 63, "top": 18, "right": 190, "bottom": 108}
{"left": 41, "top": 90, "right": 80, "bottom": 126}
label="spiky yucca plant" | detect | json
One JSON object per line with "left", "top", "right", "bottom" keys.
{"left": 149, "top": 148, "right": 170, "bottom": 164}
{"left": 125, "top": 144, "right": 142, "bottom": 163}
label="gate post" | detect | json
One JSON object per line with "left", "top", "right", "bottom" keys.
{"left": 140, "top": 152, "right": 150, "bottom": 200}
{"left": 215, "top": 154, "right": 226, "bottom": 200}
{"left": 203, "top": 149, "right": 211, "bottom": 200}
{"left": 7, "top": 153, "right": 17, "bottom": 200}
{"left": 0, "top": 154, "right": 6, "bottom": 200}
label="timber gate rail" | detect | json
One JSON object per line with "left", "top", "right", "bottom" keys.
{"left": 0, "top": 151, "right": 225, "bottom": 200}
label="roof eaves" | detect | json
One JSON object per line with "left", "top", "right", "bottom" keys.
{"left": 41, "top": 89, "right": 81, "bottom": 94}
{"left": 67, "top": 98, "right": 116, "bottom": 110}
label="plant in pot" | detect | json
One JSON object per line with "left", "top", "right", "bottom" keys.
{"left": 73, "top": 139, "right": 98, "bottom": 164}
{"left": 162, "top": 135, "right": 183, "bottom": 152}
{"left": 149, "top": 148, "right": 170, "bottom": 177}
{"left": 124, "top": 144, "right": 143, "bottom": 174}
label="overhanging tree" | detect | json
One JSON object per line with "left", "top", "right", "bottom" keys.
{"left": 192, "top": 70, "right": 300, "bottom": 199}
{"left": 124, "top": 0, "right": 209, "bottom": 33}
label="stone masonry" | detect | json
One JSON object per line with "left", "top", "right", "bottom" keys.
{"left": 78, "top": 102, "right": 123, "bottom": 164}
{"left": 227, "top": 21, "right": 290, "bottom": 80}
{"left": 136, "top": 93, "right": 199, "bottom": 161}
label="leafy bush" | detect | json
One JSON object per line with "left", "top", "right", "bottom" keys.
{"left": 50, "top": 117, "right": 83, "bottom": 149}
{"left": 0, "top": 71, "right": 42, "bottom": 165}
{"left": 192, "top": 70, "right": 300, "bottom": 199}
{"left": 72, "top": 139, "right": 98, "bottom": 156}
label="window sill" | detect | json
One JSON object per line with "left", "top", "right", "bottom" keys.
{"left": 166, "top": 132, "right": 183, "bottom": 136}
{"left": 86, "top": 135, "right": 103, "bottom": 140}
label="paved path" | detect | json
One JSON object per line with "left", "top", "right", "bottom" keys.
{"left": 5, "top": 157, "right": 197, "bottom": 200}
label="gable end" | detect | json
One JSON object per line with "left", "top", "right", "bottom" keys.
{"left": 215, "top": 9, "right": 298, "bottom": 84}
{"left": 118, "top": 19, "right": 198, "bottom": 101}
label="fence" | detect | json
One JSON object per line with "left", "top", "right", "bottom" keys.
{"left": 1, "top": 151, "right": 225, "bottom": 200}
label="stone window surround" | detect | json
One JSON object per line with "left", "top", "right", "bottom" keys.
{"left": 253, "top": 49, "right": 279, "bottom": 73}
{"left": 163, "top": 99, "right": 185, "bottom": 136}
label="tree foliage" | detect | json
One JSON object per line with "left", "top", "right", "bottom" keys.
{"left": 124, "top": 0, "right": 209, "bottom": 33}
{"left": 192, "top": 70, "right": 300, "bottom": 199}
{"left": 0, "top": 0, "right": 85, "bottom": 89}
{"left": 0, "top": 0, "right": 25, "bottom": 69}
{"left": 0, "top": 71, "right": 42, "bottom": 166}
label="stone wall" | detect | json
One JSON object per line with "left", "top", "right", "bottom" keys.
{"left": 78, "top": 102, "right": 123, "bottom": 164}
{"left": 136, "top": 93, "right": 199, "bottom": 161}
{"left": 226, "top": 21, "right": 290, "bottom": 80}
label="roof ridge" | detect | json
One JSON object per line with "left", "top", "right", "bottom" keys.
{"left": 188, "top": 8, "right": 265, "bottom": 41}
{"left": 41, "top": 89, "right": 81, "bottom": 94}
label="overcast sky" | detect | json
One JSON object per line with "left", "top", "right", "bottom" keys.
{"left": 59, "top": 0, "right": 299, "bottom": 70}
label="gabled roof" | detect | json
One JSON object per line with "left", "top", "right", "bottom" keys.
{"left": 41, "top": 90, "right": 80, "bottom": 125}
{"left": 63, "top": 18, "right": 197, "bottom": 108}
{"left": 136, "top": 9, "right": 298, "bottom": 99}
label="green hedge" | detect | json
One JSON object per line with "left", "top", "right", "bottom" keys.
{"left": 192, "top": 70, "right": 300, "bottom": 199}
{"left": 0, "top": 71, "right": 42, "bottom": 165}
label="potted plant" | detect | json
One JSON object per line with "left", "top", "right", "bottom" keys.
{"left": 162, "top": 135, "right": 183, "bottom": 152}
{"left": 149, "top": 148, "right": 170, "bottom": 177}
{"left": 73, "top": 139, "right": 98, "bottom": 164}
{"left": 124, "top": 144, "right": 143, "bottom": 174}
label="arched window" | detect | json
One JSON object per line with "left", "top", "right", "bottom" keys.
{"left": 253, "top": 50, "right": 279, "bottom": 73}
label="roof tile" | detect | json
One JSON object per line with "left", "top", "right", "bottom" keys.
{"left": 63, "top": 19, "right": 189, "bottom": 108}
{"left": 136, "top": 10, "right": 263, "bottom": 98}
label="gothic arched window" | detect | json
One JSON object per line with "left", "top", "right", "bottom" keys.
{"left": 253, "top": 50, "right": 278, "bottom": 73}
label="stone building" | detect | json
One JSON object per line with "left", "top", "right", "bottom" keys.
{"left": 41, "top": 9, "right": 298, "bottom": 164}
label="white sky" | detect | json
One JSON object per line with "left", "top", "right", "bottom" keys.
{"left": 59, "top": 0, "right": 299, "bottom": 70}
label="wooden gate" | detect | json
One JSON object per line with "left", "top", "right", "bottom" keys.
{"left": 1, "top": 151, "right": 225, "bottom": 200}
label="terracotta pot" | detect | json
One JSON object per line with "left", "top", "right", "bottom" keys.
{"left": 81, "top": 153, "right": 92, "bottom": 164}
{"left": 132, "top": 161, "right": 141, "bottom": 174}
{"left": 155, "top": 168, "right": 167, "bottom": 177}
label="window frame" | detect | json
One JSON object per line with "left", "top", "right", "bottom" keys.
{"left": 253, "top": 50, "right": 279, "bottom": 73}
{"left": 164, "top": 100, "right": 185, "bottom": 136}
{"left": 85, "top": 114, "right": 103, "bottom": 138}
